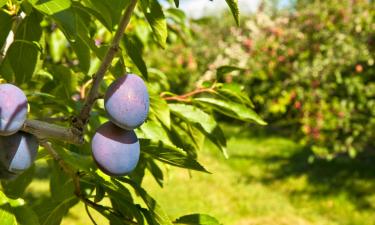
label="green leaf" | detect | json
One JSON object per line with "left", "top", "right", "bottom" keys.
{"left": 120, "top": 178, "right": 174, "bottom": 225}
{"left": 216, "top": 83, "right": 254, "bottom": 108}
{"left": 0, "top": 11, "right": 12, "bottom": 48}
{"left": 150, "top": 95, "right": 171, "bottom": 128}
{"left": 10, "top": 201, "right": 40, "bottom": 225}
{"left": 29, "top": 0, "right": 71, "bottom": 15}
{"left": 139, "top": 120, "right": 171, "bottom": 144}
{"left": 140, "top": 0, "right": 168, "bottom": 48}
{"left": 216, "top": 65, "right": 244, "bottom": 79}
{"left": 33, "top": 196, "right": 78, "bottom": 225}
{"left": 169, "top": 104, "right": 216, "bottom": 134}
{"left": 123, "top": 35, "right": 148, "bottom": 79}
{"left": 70, "top": 36, "right": 91, "bottom": 73}
{"left": 140, "top": 139, "right": 208, "bottom": 172}
{"left": 174, "top": 214, "right": 220, "bottom": 225}
{"left": 174, "top": 0, "right": 179, "bottom": 8}
{"left": 80, "top": 0, "right": 113, "bottom": 29}
{"left": 1, "top": 166, "right": 35, "bottom": 198}
{"left": 224, "top": 0, "right": 239, "bottom": 25}
{"left": 55, "top": 146, "right": 95, "bottom": 171}
{"left": 0, "top": 0, "right": 7, "bottom": 8}
{"left": 169, "top": 104, "right": 227, "bottom": 157}
{"left": 0, "top": 191, "right": 17, "bottom": 225}
{"left": 49, "top": 160, "right": 75, "bottom": 202}
{"left": 5, "top": 11, "right": 43, "bottom": 84}
{"left": 194, "top": 97, "right": 267, "bottom": 125}
{"left": 147, "top": 159, "right": 164, "bottom": 187}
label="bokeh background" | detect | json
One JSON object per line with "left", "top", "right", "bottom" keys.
{"left": 21, "top": 0, "right": 373, "bottom": 224}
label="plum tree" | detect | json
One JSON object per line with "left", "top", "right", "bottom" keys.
{"left": 104, "top": 74, "right": 149, "bottom": 130}
{"left": 0, "top": 132, "right": 38, "bottom": 177}
{"left": 91, "top": 121, "right": 140, "bottom": 176}
{"left": 0, "top": 84, "right": 28, "bottom": 136}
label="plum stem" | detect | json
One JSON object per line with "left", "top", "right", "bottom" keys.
{"left": 74, "top": 0, "right": 138, "bottom": 133}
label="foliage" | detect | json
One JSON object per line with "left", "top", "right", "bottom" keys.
{"left": 0, "top": 0, "right": 263, "bottom": 224}
{"left": 183, "top": 0, "right": 375, "bottom": 159}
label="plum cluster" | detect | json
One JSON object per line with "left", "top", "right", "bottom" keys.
{"left": 0, "top": 84, "right": 39, "bottom": 179}
{"left": 92, "top": 74, "right": 149, "bottom": 176}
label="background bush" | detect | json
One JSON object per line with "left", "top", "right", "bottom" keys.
{"left": 154, "top": 0, "right": 374, "bottom": 159}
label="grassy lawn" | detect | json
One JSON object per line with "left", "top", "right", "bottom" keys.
{"left": 28, "top": 124, "right": 375, "bottom": 225}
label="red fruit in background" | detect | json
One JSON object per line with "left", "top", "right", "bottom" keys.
{"left": 242, "top": 38, "right": 253, "bottom": 51}
{"left": 338, "top": 111, "right": 345, "bottom": 118}
{"left": 277, "top": 55, "right": 286, "bottom": 62}
{"left": 355, "top": 64, "right": 363, "bottom": 73}
{"left": 294, "top": 101, "right": 302, "bottom": 110}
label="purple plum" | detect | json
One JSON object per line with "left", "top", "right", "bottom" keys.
{"left": 91, "top": 121, "right": 140, "bottom": 176}
{"left": 0, "top": 132, "right": 38, "bottom": 175}
{"left": 0, "top": 83, "right": 28, "bottom": 136}
{"left": 104, "top": 74, "right": 149, "bottom": 130}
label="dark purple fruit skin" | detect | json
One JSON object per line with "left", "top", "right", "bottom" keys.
{"left": 0, "top": 84, "right": 28, "bottom": 136}
{"left": 104, "top": 74, "right": 149, "bottom": 130}
{"left": 91, "top": 121, "right": 140, "bottom": 176}
{"left": 0, "top": 132, "right": 38, "bottom": 175}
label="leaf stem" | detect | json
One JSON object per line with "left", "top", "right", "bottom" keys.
{"left": 74, "top": 0, "right": 138, "bottom": 132}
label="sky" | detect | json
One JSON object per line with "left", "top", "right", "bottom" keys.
{"left": 168, "top": 0, "right": 291, "bottom": 18}
{"left": 178, "top": 0, "right": 260, "bottom": 18}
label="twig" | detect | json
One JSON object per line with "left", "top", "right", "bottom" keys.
{"left": 40, "top": 141, "right": 81, "bottom": 196}
{"left": 85, "top": 203, "right": 98, "bottom": 225}
{"left": 74, "top": 0, "right": 138, "bottom": 131}
{"left": 22, "top": 119, "right": 83, "bottom": 145}
{"left": 161, "top": 87, "right": 216, "bottom": 102}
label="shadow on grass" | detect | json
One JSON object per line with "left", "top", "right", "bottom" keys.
{"left": 261, "top": 148, "right": 375, "bottom": 210}
{"left": 225, "top": 124, "right": 375, "bottom": 211}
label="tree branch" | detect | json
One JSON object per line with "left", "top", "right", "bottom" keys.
{"left": 74, "top": 0, "right": 138, "bottom": 132}
{"left": 22, "top": 119, "right": 83, "bottom": 145}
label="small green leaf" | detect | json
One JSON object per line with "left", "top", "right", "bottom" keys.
{"left": 194, "top": 97, "right": 267, "bottom": 125}
{"left": 0, "top": 191, "right": 17, "bottom": 225}
{"left": 5, "top": 12, "right": 43, "bottom": 84}
{"left": 120, "top": 178, "right": 174, "bottom": 225}
{"left": 150, "top": 95, "right": 171, "bottom": 128}
{"left": 225, "top": 0, "right": 239, "bottom": 25}
{"left": 0, "top": 0, "right": 7, "bottom": 8}
{"left": 33, "top": 197, "right": 78, "bottom": 225}
{"left": 123, "top": 35, "right": 148, "bottom": 79}
{"left": 0, "top": 11, "right": 12, "bottom": 48}
{"left": 139, "top": 120, "right": 171, "bottom": 144}
{"left": 140, "top": 0, "right": 168, "bottom": 48}
{"left": 174, "top": 214, "right": 220, "bottom": 225}
{"left": 140, "top": 139, "right": 208, "bottom": 172}
{"left": 169, "top": 103, "right": 227, "bottom": 157}
{"left": 11, "top": 203, "right": 40, "bottom": 225}
{"left": 1, "top": 166, "right": 35, "bottom": 198}
{"left": 70, "top": 36, "right": 91, "bottom": 73}
{"left": 216, "top": 65, "right": 244, "bottom": 79}
{"left": 80, "top": 0, "right": 113, "bottom": 29}
{"left": 29, "top": 0, "right": 72, "bottom": 15}
{"left": 174, "top": 0, "right": 179, "bottom": 7}
{"left": 49, "top": 160, "right": 75, "bottom": 202}
{"left": 147, "top": 159, "right": 164, "bottom": 187}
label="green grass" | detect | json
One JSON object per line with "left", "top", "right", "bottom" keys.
{"left": 29, "top": 125, "right": 375, "bottom": 225}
